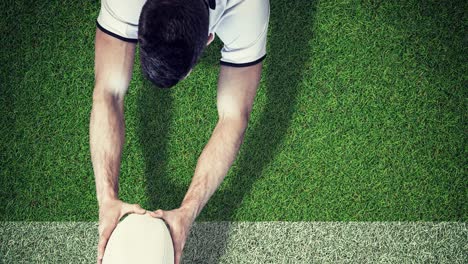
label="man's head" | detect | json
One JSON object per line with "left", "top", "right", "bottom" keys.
{"left": 138, "top": 0, "right": 211, "bottom": 88}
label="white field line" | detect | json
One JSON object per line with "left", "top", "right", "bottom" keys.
{"left": 0, "top": 221, "right": 466, "bottom": 263}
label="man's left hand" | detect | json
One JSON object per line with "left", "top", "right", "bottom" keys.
{"left": 149, "top": 206, "right": 196, "bottom": 264}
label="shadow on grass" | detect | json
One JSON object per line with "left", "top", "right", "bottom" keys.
{"left": 194, "top": 1, "right": 317, "bottom": 262}
{"left": 208, "top": 0, "right": 317, "bottom": 219}
{"left": 137, "top": 0, "right": 316, "bottom": 262}
{"left": 136, "top": 84, "right": 184, "bottom": 210}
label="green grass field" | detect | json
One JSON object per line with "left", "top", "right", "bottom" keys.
{"left": 1, "top": 0, "right": 466, "bottom": 224}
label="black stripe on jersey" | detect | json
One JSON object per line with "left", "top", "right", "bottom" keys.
{"left": 219, "top": 54, "right": 267, "bottom": 67}
{"left": 96, "top": 21, "right": 138, "bottom": 43}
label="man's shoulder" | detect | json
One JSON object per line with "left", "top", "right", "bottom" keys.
{"left": 102, "top": 0, "right": 146, "bottom": 26}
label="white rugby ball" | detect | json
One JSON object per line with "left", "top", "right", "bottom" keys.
{"left": 102, "top": 213, "right": 174, "bottom": 264}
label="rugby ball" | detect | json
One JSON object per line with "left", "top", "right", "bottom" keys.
{"left": 102, "top": 213, "right": 174, "bottom": 264}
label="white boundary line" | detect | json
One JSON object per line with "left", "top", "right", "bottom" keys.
{"left": 1, "top": 222, "right": 467, "bottom": 263}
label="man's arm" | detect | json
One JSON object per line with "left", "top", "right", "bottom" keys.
{"left": 150, "top": 62, "right": 263, "bottom": 264}
{"left": 181, "top": 63, "right": 263, "bottom": 216}
{"left": 90, "top": 28, "right": 145, "bottom": 264}
{"left": 91, "top": 28, "right": 135, "bottom": 204}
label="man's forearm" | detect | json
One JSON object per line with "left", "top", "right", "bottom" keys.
{"left": 181, "top": 117, "right": 248, "bottom": 218}
{"left": 90, "top": 92, "right": 125, "bottom": 206}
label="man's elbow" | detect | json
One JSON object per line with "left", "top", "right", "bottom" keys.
{"left": 218, "top": 111, "right": 250, "bottom": 135}
{"left": 92, "top": 83, "right": 126, "bottom": 104}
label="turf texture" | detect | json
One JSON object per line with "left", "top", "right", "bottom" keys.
{"left": 0, "top": 0, "right": 466, "bottom": 222}
{"left": 1, "top": 221, "right": 466, "bottom": 263}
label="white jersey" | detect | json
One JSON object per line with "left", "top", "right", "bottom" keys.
{"left": 97, "top": 0, "right": 270, "bottom": 67}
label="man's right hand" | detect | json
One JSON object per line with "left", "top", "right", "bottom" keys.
{"left": 97, "top": 199, "right": 146, "bottom": 264}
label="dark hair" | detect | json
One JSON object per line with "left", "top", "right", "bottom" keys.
{"left": 138, "top": 0, "right": 209, "bottom": 88}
